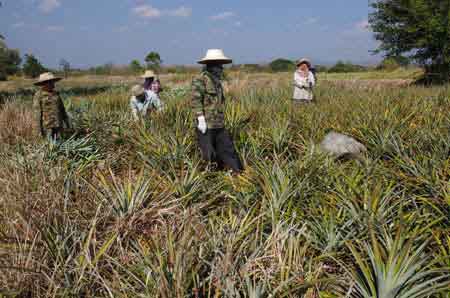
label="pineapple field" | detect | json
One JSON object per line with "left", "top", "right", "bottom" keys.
{"left": 0, "top": 72, "right": 449, "bottom": 297}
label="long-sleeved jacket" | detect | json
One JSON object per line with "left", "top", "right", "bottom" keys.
{"left": 145, "top": 90, "right": 164, "bottom": 111}
{"left": 191, "top": 71, "right": 225, "bottom": 129}
{"left": 293, "top": 71, "right": 315, "bottom": 101}
{"left": 33, "top": 90, "right": 70, "bottom": 136}
{"left": 130, "top": 91, "right": 163, "bottom": 121}
{"left": 130, "top": 96, "right": 151, "bottom": 121}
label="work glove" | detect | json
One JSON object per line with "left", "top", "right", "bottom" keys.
{"left": 197, "top": 115, "right": 207, "bottom": 134}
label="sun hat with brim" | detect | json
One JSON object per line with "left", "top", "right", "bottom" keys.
{"left": 296, "top": 58, "right": 311, "bottom": 68}
{"left": 141, "top": 70, "right": 156, "bottom": 79}
{"left": 131, "top": 84, "right": 145, "bottom": 97}
{"left": 34, "top": 72, "right": 62, "bottom": 86}
{"left": 198, "top": 49, "right": 232, "bottom": 65}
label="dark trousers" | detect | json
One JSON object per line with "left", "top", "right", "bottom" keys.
{"left": 196, "top": 128, "right": 244, "bottom": 173}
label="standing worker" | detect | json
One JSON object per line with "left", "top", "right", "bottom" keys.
{"left": 293, "top": 58, "right": 316, "bottom": 103}
{"left": 191, "top": 49, "right": 244, "bottom": 174}
{"left": 33, "top": 72, "right": 71, "bottom": 141}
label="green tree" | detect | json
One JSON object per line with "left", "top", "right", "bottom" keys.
{"left": 0, "top": 38, "right": 21, "bottom": 81}
{"left": 22, "top": 54, "right": 47, "bottom": 78}
{"left": 369, "top": 0, "right": 450, "bottom": 82}
{"left": 269, "top": 58, "right": 295, "bottom": 72}
{"left": 328, "top": 61, "right": 366, "bottom": 73}
{"left": 130, "top": 59, "right": 143, "bottom": 74}
{"left": 145, "top": 51, "right": 162, "bottom": 70}
{"left": 59, "top": 58, "right": 71, "bottom": 78}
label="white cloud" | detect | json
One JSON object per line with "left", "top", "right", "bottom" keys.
{"left": 39, "top": 0, "right": 61, "bottom": 13}
{"left": 46, "top": 25, "right": 64, "bottom": 32}
{"left": 209, "top": 11, "right": 235, "bottom": 21}
{"left": 132, "top": 5, "right": 192, "bottom": 18}
{"left": 304, "top": 17, "right": 318, "bottom": 25}
{"left": 168, "top": 6, "right": 192, "bottom": 17}
{"left": 133, "top": 5, "right": 162, "bottom": 18}
{"left": 12, "top": 22, "right": 25, "bottom": 29}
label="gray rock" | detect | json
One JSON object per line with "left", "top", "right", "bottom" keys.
{"left": 320, "top": 132, "right": 366, "bottom": 159}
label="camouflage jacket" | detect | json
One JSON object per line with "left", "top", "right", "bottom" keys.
{"left": 191, "top": 71, "right": 225, "bottom": 129}
{"left": 33, "top": 90, "right": 69, "bottom": 135}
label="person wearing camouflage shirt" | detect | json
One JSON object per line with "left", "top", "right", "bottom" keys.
{"left": 33, "top": 72, "right": 71, "bottom": 140}
{"left": 191, "top": 49, "right": 243, "bottom": 174}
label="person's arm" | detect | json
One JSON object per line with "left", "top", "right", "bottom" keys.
{"left": 191, "top": 77, "right": 207, "bottom": 133}
{"left": 148, "top": 92, "right": 164, "bottom": 111}
{"left": 57, "top": 94, "right": 72, "bottom": 129}
{"left": 32, "top": 92, "right": 44, "bottom": 136}
{"left": 294, "top": 72, "right": 309, "bottom": 88}
{"left": 191, "top": 77, "right": 205, "bottom": 117}
{"left": 130, "top": 97, "right": 139, "bottom": 121}
{"left": 308, "top": 71, "right": 316, "bottom": 87}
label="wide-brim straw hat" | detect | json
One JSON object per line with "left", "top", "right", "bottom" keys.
{"left": 198, "top": 49, "right": 232, "bottom": 65}
{"left": 141, "top": 70, "right": 156, "bottom": 79}
{"left": 131, "top": 84, "right": 145, "bottom": 97}
{"left": 34, "top": 72, "right": 62, "bottom": 86}
{"left": 296, "top": 58, "right": 312, "bottom": 68}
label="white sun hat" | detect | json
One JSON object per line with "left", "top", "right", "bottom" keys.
{"left": 34, "top": 72, "right": 62, "bottom": 86}
{"left": 198, "top": 49, "right": 232, "bottom": 65}
{"left": 141, "top": 70, "right": 156, "bottom": 79}
{"left": 296, "top": 58, "right": 312, "bottom": 68}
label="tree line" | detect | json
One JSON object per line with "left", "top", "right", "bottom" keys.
{"left": 1, "top": 0, "right": 449, "bottom": 82}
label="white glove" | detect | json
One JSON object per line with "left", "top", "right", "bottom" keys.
{"left": 197, "top": 115, "right": 207, "bottom": 134}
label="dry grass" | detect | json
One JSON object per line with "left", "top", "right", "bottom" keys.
{"left": 0, "top": 71, "right": 449, "bottom": 297}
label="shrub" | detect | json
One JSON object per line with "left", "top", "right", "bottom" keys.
{"left": 0, "top": 42, "right": 21, "bottom": 80}
{"left": 269, "top": 58, "right": 295, "bottom": 72}
{"left": 22, "top": 54, "right": 47, "bottom": 78}
{"left": 328, "top": 61, "right": 367, "bottom": 73}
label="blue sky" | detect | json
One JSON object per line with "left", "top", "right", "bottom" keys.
{"left": 1, "top": 0, "right": 380, "bottom": 68}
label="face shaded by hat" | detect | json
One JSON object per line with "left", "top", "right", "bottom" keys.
{"left": 34, "top": 72, "right": 62, "bottom": 86}
{"left": 198, "top": 49, "right": 232, "bottom": 65}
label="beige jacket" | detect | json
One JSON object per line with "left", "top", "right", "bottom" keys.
{"left": 293, "top": 71, "right": 315, "bottom": 101}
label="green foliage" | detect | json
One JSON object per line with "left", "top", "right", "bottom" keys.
{"left": 22, "top": 54, "right": 47, "bottom": 78}
{"left": 1, "top": 75, "right": 449, "bottom": 297}
{"left": 129, "top": 59, "right": 143, "bottom": 74}
{"left": 0, "top": 40, "right": 21, "bottom": 80}
{"left": 88, "top": 62, "right": 114, "bottom": 75}
{"left": 269, "top": 58, "right": 295, "bottom": 72}
{"left": 345, "top": 228, "right": 450, "bottom": 298}
{"left": 370, "top": 0, "right": 450, "bottom": 82}
{"left": 377, "top": 56, "right": 410, "bottom": 71}
{"left": 145, "top": 51, "right": 162, "bottom": 70}
{"left": 328, "top": 61, "right": 367, "bottom": 73}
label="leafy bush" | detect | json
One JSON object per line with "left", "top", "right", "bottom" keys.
{"left": 0, "top": 40, "right": 21, "bottom": 80}
{"left": 328, "top": 61, "right": 367, "bottom": 73}
{"left": 22, "top": 54, "right": 47, "bottom": 78}
{"left": 269, "top": 58, "right": 295, "bottom": 72}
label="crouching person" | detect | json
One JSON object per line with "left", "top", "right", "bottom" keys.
{"left": 191, "top": 49, "right": 244, "bottom": 174}
{"left": 130, "top": 84, "right": 150, "bottom": 121}
{"left": 33, "top": 72, "right": 71, "bottom": 141}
